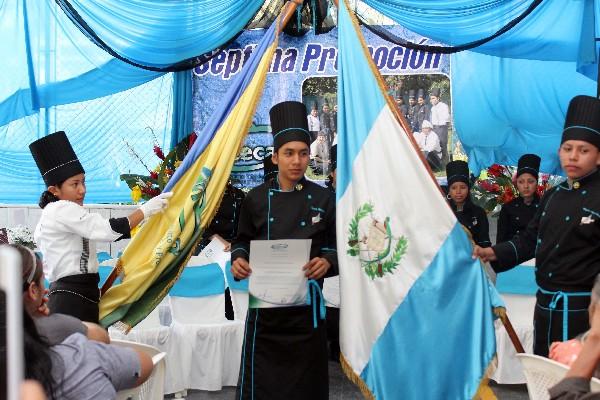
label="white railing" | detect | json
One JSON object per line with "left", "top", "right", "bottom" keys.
{"left": 0, "top": 204, "right": 136, "bottom": 257}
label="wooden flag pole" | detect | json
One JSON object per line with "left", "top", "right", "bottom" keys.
{"left": 496, "top": 307, "right": 526, "bottom": 353}
{"left": 101, "top": 1, "right": 302, "bottom": 298}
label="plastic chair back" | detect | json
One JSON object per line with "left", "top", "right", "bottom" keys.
{"left": 112, "top": 340, "right": 166, "bottom": 400}
{"left": 517, "top": 353, "right": 565, "bottom": 400}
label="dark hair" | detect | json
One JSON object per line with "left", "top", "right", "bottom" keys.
{"left": 38, "top": 190, "right": 60, "bottom": 209}
{"left": 39, "top": 180, "right": 65, "bottom": 209}
{"left": 0, "top": 291, "right": 57, "bottom": 399}
{"left": 23, "top": 310, "right": 58, "bottom": 399}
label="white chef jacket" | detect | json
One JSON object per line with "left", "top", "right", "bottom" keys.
{"left": 414, "top": 130, "right": 442, "bottom": 154}
{"left": 430, "top": 101, "right": 450, "bottom": 126}
{"left": 34, "top": 200, "right": 123, "bottom": 282}
{"left": 307, "top": 114, "right": 320, "bottom": 132}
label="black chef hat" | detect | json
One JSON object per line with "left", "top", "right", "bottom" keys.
{"left": 408, "top": 89, "right": 416, "bottom": 99}
{"left": 562, "top": 95, "right": 600, "bottom": 149}
{"left": 29, "top": 131, "right": 85, "bottom": 187}
{"left": 330, "top": 144, "right": 337, "bottom": 172}
{"left": 431, "top": 88, "right": 441, "bottom": 97}
{"left": 417, "top": 88, "right": 425, "bottom": 99}
{"left": 516, "top": 154, "right": 541, "bottom": 179}
{"left": 263, "top": 154, "right": 278, "bottom": 183}
{"left": 446, "top": 160, "right": 470, "bottom": 187}
{"left": 270, "top": 101, "right": 312, "bottom": 151}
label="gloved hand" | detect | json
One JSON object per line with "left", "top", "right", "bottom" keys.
{"left": 139, "top": 192, "right": 173, "bottom": 218}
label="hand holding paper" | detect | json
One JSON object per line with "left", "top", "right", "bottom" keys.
{"left": 303, "top": 257, "right": 331, "bottom": 279}
{"left": 249, "top": 239, "right": 312, "bottom": 308}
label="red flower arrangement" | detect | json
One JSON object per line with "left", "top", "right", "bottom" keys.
{"left": 121, "top": 132, "right": 197, "bottom": 202}
{"left": 471, "top": 164, "right": 553, "bottom": 214}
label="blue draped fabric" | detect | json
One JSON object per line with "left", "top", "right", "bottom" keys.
{"left": 362, "top": 0, "right": 597, "bottom": 67}
{"left": 0, "top": 0, "right": 264, "bottom": 128}
{"left": 362, "top": 0, "right": 599, "bottom": 174}
{"left": 64, "top": 0, "right": 264, "bottom": 68}
{"left": 0, "top": 59, "right": 162, "bottom": 128}
{"left": 170, "top": 71, "right": 194, "bottom": 149}
{"left": 452, "top": 51, "right": 597, "bottom": 176}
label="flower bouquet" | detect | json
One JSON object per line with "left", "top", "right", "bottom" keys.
{"left": 6, "top": 225, "right": 36, "bottom": 250}
{"left": 471, "top": 164, "right": 555, "bottom": 214}
{"left": 120, "top": 132, "right": 197, "bottom": 203}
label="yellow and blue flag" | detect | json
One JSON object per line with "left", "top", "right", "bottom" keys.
{"left": 336, "top": 1, "right": 501, "bottom": 399}
{"left": 99, "top": 19, "right": 281, "bottom": 330}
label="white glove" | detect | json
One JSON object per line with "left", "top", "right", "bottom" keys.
{"left": 139, "top": 191, "right": 173, "bottom": 218}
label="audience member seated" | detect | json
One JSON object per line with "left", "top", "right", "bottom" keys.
{"left": 23, "top": 308, "right": 153, "bottom": 400}
{"left": 1, "top": 243, "right": 154, "bottom": 400}
{"left": 549, "top": 274, "right": 600, "bottom": 399}
{"left": 413, "top": 120, "right": 442, "bottom": 171}
{"left": 10, "top": 244, "right": 109, "bottom": 345}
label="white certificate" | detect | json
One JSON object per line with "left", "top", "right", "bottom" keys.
{"left": 249, "top": 239, "right": 312, "bottom": 308}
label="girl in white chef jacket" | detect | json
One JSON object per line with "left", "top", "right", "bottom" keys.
{"left": 30, "top": 131, "right": 172, "bottom": 323}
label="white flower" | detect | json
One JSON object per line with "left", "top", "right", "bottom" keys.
{"left": 7, "top": 225, "right": 36, "bottom": 250}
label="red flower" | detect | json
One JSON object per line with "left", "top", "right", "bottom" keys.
{"left": 488, "top": 164, "right": 503, "bottom": 178}
{"left": 189, "top": 132, "right": 197, "bottom": 148}
{"left": 537, "top": 183, "right": 548, "bottom": 197}
{"left": 498, "top": 186, "right": 515, "bottom": 204}
{"left": 477, "top": 180, "right": 502, "bottom": 194}
{"left": 140, "top": 186, "right": 161, "bottom": 198}
{"left": 150, "top": 171, "right": 158, "bottom": 180}
{"left": 153, "top": 145, "right": 165, "bottom": 160}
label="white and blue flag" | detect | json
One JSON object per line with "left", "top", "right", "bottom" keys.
{"left": 336, "top": 2, "right": 501, "bottom": 399}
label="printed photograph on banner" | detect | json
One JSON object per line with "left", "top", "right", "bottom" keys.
{"left": 302, "top": 73, "right": 458, "bottom": 180}
{"left": 192, "top": 26, "right": 451, "bottom": 192}
{"left": 383, "top": 74, "right": 456, "bottom": 175}
{"left": 302, "top": 76, "right": 337, "bottom": 183}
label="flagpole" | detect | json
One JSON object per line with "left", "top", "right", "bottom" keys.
{"left": 100, "top": 1, "right": 302, "bottom": 298}
{"left": 496, "top": 308, "right": 526, "bottom": 353}
{"left": 332, "top": 0, "right": 526, "bottom": 358}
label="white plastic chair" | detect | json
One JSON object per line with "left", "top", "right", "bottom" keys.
{"left": 517, "top": 353, "right": 600, "bottom": 400}
{"left": 167, "top": 260, "right": 245, "bottom": 391}
{"left": 109, "top": 298, "right": 174, "bottom": 396}
{"left": 112, "top": 340, "right": 166, "bottom": 400}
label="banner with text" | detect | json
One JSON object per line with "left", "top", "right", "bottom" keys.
{"left": 192, "top": 26, "right": 450, "bottom": 189}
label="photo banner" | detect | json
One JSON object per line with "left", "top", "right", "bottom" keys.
{"left": 192, "top": 26, "right": 450, "bottom": 189}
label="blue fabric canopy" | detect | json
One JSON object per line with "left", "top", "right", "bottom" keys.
{"left": 64, "top": 0, "right": 264, "bottom": 68}
{"left": 452, "top": 51, "right": 597, "bottom": 176}
{"left": 362, "top": 0, "right": 599, "bottom": 174}
{"left": 0, "top": 0, "right": 264, "bottom": 204}
{"left": 0, "top": 0, "right": 264, "bottom": 128}
{"left": 362, "top": 0, "right": 597, "bottom": 67}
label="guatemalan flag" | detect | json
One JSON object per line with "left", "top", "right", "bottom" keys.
{"left": 336, "top": 2, "right": 502, "bottom": 399}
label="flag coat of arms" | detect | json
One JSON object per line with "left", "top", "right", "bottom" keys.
{"left": 336, "top": 1, "right": 501, "bottom": 399}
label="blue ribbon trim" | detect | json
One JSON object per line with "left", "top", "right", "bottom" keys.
{"left": 272, "top": 127, "right": 312, "bottom": 141}
{"left": 539, "top": 287, "right": 591, "bottom": 344}
{"left": 306, "top": 279, "right": 326, "bottom": 329}
{"left": 563, "top": 125, "right": 600, "bottom": 136}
